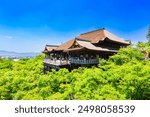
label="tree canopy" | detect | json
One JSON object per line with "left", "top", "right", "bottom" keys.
{"left": 0, "top": 44, "right": 150, "bottom": 100}
{"left": 147, "top": 27, "right": 150, "bottom": 44}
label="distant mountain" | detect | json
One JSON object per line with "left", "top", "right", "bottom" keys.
{"left": 0, "top": 50, "right": 40, "bottom": 58}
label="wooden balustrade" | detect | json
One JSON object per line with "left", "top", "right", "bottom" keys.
{"left": 44, "top": 58, "right": 99, "bottom": 65}
{"left": 43, "top": 59, "right": 70, "bottom": 65}
{"left": 70, "top": 59, "right": 99, "bottom": 64}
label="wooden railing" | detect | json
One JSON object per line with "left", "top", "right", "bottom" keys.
{"left": 43, "top": 59, "right": 70, "bottom": 65}
{"left": 70, "top": 59, "right": 99, "bottom": 64}
{"left": 44, "top": 58, "right": 99, "bottom": 65}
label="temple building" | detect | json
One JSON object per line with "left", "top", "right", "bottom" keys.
{"left": 43, "top": 28, "right": 130, "bottom": 72}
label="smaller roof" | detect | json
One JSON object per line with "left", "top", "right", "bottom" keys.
{"left": 65, "top": 39, "right": 118, "bottom": 52}
{"left": 64, "top": 47, "right": 85, "bottom": 52}
{"left": 55, "top": 39, "right": 75, "bottom": 51}
{"left": 43, "top": 45, "right": 59, "bottom": 53}
{"left": 76, "top": 39, "right": 118, "bottom": 52}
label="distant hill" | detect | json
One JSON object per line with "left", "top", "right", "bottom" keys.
{"left": 0, "top": 50, "right": 40, "bottom": 58}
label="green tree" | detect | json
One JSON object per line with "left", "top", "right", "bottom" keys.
{"left": 109, "top": 47, "right": 144, "bottom": 65}
{"left": 147, "top": 27, "right": 150, "bottom": 44}
{"left": 0, "top": 51, "right": 150, "bottom": 100}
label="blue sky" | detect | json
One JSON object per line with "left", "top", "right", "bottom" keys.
{"left": 0, "top": 0, "right": 150, "bottom": 52}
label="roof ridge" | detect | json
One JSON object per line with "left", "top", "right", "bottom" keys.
{"left": 80, "top": 28, "right": 105, "bottom": 35}
{"left": 46, "top": 44, "right": 59, "bottom": 47}
{"left": 75, "top": 37, "right": 91, "bottom": 42}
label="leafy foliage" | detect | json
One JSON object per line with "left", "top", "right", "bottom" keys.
{"left": 0, "top": 46, "right": 150, "bottom": 100}
{"left": 147, "top": 27, "right": 150, "bottom": 44}
{"left": 109, "top": 46, "right": 144, "bottom": 65}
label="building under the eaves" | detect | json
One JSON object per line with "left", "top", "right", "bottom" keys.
{"left": 43, "top": 28, "right": 130, "bottom": 72}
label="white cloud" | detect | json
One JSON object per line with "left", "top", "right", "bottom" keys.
{"left": 3, "top": 35, "right": 13, "bottom": 39}
{"left": 0, "top": 35, "right": 14, "bottom": 39}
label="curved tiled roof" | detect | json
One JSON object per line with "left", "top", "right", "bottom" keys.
{"left": 76, "top": 39, "right": 118, "bottom": 52}
{"left": 43, "top": 45, "right": 59, "bottom": 53}
{"left": 55, "top": 39, "right": 75, "bottom": 51}
{"left": 44, "top": 28, "right": 130, "bottom": 52}
{"left": 77, "top": 28, "right": 129, "bottom": 44}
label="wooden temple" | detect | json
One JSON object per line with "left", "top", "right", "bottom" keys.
{"left": 43, "top": 28, "right": 130, "bottom": 72}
